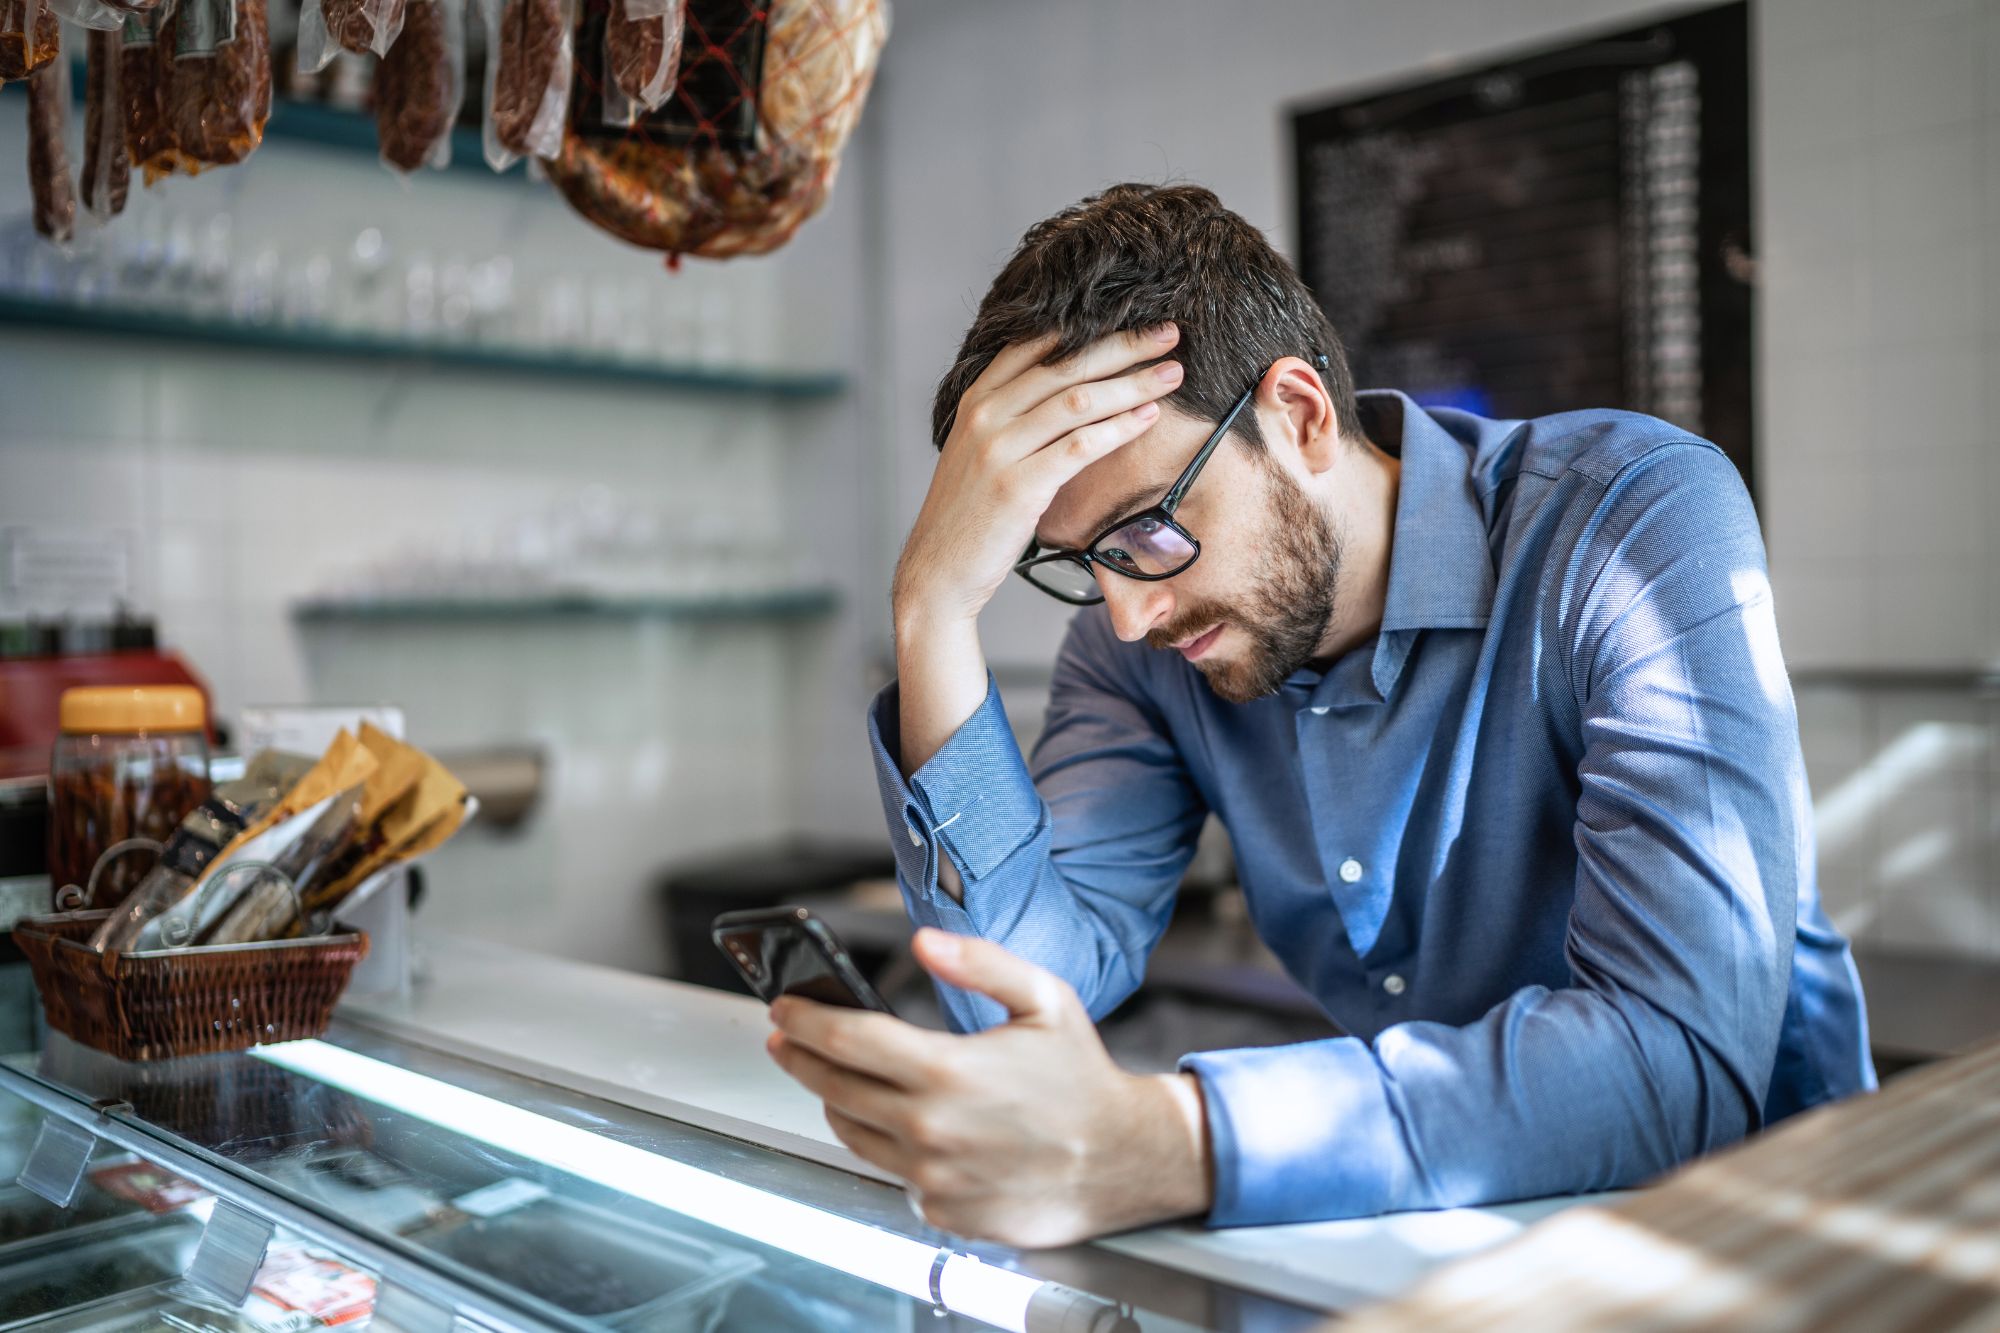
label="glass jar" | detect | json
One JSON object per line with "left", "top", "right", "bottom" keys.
{"left": 48, "top": 686, "right": 212, "bottom": 906}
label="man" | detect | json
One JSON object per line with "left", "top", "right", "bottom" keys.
{"left": 766, "top": 183, "right": 1874, "bottom": 1246}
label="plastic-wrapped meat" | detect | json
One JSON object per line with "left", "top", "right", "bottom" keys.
{"left": 121, "top": 10, "right": 180, "bottom": 182}
{"left": 83, "top": 27, "right": 132, "bottom": 217}
{"left": 323, "top": 0, "right": 405, "bottom": 57}
{"left": 544, "top": 0, "right": 887, "bottom": 262}
{"left": 606, "top": 0, "right": 681, "bottom": 112}
{"left": 26, "top": 40, "right": 75, "bottom": 241}
{"left": 0, "top": 0, "right": 61, "bottom": 81}
{"left": 373, "top": 0, "right": 460, "bottom": 173}
{"left": 485, "top": 0, "right": 569, "bottom": 162}
{"left": 166, "top": 0, "right": 272, "bottom": 169}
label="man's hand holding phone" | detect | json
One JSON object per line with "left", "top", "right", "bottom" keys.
{"left": 764, "top": 927, "right": 1212, "bottom": 1250}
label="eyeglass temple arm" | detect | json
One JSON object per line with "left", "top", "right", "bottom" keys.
{"left": 1159, "top": 354, "right": 1329, "bottom": 515}
{"left": 1161, "top": 384, "right": 1256, "bottom": 514}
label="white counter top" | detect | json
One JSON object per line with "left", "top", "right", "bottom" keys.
{"left": 343, "top": 932, "right": 1611, "bottom": 1315}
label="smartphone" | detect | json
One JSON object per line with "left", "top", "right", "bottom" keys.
{"left": 710, "top": 907, "right": 894, "bottom": 1014}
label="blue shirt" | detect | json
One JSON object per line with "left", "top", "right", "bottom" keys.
{"left": 868, "top": 391, "right": 1875, "bottom": 1227}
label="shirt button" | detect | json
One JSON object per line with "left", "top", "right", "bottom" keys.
{"left": 1338, "top": 858, "right": 1363, "bottom": 883}
{"left": 1310, "top": 706, "right": 1330, "bottom": 716}
{"left": 906, "top": 823, "right": 922, "bottom": 847}
{"left": 1383, "top": 974, "right": 1407, "bottom": 997}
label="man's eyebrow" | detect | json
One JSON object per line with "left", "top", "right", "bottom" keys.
{"left": 1038, "top": 481, "right": 1168, "bottom": 551}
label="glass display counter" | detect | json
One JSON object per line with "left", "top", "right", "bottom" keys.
{"left": 0, "top": 1003, "right": 1324, "bottom": 1333}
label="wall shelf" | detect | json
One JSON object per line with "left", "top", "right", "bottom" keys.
{"left": 291, "top": 588, "right": 841, "bottom": 623}
{"left": 0, "top": 298, "right": 847, "bottom": 398}
{"left": 263, "top": 99, "right": 500, "bottom": 180}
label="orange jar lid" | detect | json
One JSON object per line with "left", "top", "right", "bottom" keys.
{"left": 59, "top": 685, "right": 207, "bottom": 736}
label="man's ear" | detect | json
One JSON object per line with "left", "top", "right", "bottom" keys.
{"left": 1258, "top": 357, "right": 1339, "bottom": 476}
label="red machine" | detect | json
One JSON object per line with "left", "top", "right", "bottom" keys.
{"left": 0, "top": 624, "right": 215, "bottom": 783}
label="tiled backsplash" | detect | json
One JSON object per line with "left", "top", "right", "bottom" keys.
{"left": 0, "top": 110, "right": 877, "bottom": 976}
{"left": 1798, "top": 680, "right": 1999, "bottom": 960}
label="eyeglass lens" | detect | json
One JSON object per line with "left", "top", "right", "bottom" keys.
{"left": 1024, "top": 557, "right": 1099, "bottom": 601}
{"left": 1092, "top": 516, "right": 1196, "bottom": 576}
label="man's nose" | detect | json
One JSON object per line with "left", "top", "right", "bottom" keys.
{"left": 1098, "top": 571, "right": 1173, "bottom": 643}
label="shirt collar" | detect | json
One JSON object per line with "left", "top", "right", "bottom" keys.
{"left": 1285, "top": 391, "right": 1498, "bottom": 707}
{"left": 1365, "top": 390, "right": 1497, "bottom": 636}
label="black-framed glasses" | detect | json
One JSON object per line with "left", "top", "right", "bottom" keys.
{"left": 1012, "top": 380, "right": 1258, "bottom": 606}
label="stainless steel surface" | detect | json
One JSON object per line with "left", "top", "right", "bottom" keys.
{"left": 407, "top": 1195, "right": 760, "bottom": 1332}
{"left": 1789, "top": 666, "right": 2000, "bottom": 693}
{"left": 11, "top": 1284, "right": 270, "bottom": 1333}
{"left": 431, "top": 746, "right": 546, "bottom": 829}
{"left": 0, "top": 1211, "right": 204, "bottom": 1327}
{"left": 0, "top": 1068, "right": 563, "bottom": 1333}
{"left": 0, "top": 1183, "right": 150, "bottom": 1262}
{"left": 0, "top": 931, "right": 1583, "bottom": 1330}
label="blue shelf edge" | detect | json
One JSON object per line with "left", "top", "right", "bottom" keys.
{"left": 0, "top": 298, "right": 849, "bottom": 398}
{"left": 265, "top": 100, "right": 502, "bottom": 180}
{"left": 291, "top": 588, "right": 843, "bottom": 623}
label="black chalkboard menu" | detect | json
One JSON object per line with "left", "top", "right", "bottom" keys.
{"left": 1291, "top": 3, "right": 1752, "bottom": 488}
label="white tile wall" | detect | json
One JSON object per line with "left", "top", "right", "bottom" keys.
{"left": 1801, "top": 683, "right": 2000, "bottom": 960}
{"left": 0, "top": 95, "right": 883, "bottom": 975}
{"left": 1760, "top": 0, "right": 2000, "bottom": 962}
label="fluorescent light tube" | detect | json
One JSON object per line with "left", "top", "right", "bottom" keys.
{"left": 254, "top": 1040, "right": 1043, "bottom": 1332}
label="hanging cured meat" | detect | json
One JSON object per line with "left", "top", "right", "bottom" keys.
{"left": 0, "top": 0, "right": 61, "bottom": 81}
{"left": 83, "top": 27, "right": 133, "bottom": 218}
{"left": 543, "top": 0, "right": 888, "bottom": 262}
{"left": 25, "top": 34, "right": 74, "bottom": 241}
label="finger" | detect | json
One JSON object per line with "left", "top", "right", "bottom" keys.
{"left": 1008, "top": 359, "right": 1182, "bottom": 454}
{"left": 983, "top": 323, "right": 1179, "bottom": 421}
{"left": 965, "top": 331, "right": 1061, "bottom": 399}
{"left": 769, "top": 998, "right": 947, "bottom": 1090}
{"left": 911, "top": 928, "right": 1074, "bottom": 1024}
{"left": 824, "top": 1107, "right": 921, "bottom": 1181}
{"left": 1013, "top": 401, "right": 1160, "bottom": 500}
{"left": 768, "top": 1033, "right": 913, "bottom": 1134}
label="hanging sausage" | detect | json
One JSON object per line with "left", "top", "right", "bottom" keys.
{"left": 25, "top": 29, "right": 76, "bottom": 241}
{"left": 83, "top": 26, "right": 134, "bottom": 217}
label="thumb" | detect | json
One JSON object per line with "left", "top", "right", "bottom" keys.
{"left": 912, "top": 928, "right": 1070, "bottom": 1023}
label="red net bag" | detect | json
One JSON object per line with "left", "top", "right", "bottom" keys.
{"left": 543, "top": 0, "right": 888, "bottom": 263}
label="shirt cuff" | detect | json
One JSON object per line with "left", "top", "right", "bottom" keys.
{"left": 1180, "top": 1037, "right": 1414, "bottom": 1226}
{"left": 866, "top": 675, "right": 1046, "bottom": 888}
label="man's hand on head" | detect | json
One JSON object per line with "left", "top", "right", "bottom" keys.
{"left": 892, "top": 324, "right": 1183, "bottom": 629}
{"left": 765, "top": 927, "right": 1213, "bottom": 1249}
{"left": 890, "top": 325, "right": 1186, "bottom": 787}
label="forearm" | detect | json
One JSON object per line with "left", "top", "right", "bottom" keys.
{"left": 890, "top": 589, "right": 991, "bottom": 780}
{"left": 866, "top": 608, "right": 1204, "bottom": 1026}
{"left": 890, "top": 594, "right": 989, "bottom": 901}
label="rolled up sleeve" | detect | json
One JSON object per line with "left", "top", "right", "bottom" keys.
{"left": 866, "top": 609, "right": 1208, "bottom": 1031}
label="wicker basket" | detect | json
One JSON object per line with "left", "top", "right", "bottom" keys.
{"left": 16, "top": 911, "right": 369, "bottom": 1062}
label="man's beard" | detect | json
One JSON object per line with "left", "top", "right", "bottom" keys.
{"left": 1147, "top": 459, "right": 1342, "bottom": 704}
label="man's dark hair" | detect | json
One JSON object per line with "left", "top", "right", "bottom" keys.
{"left": 931, "top": 183, "right": 1360, "bottom": 453}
